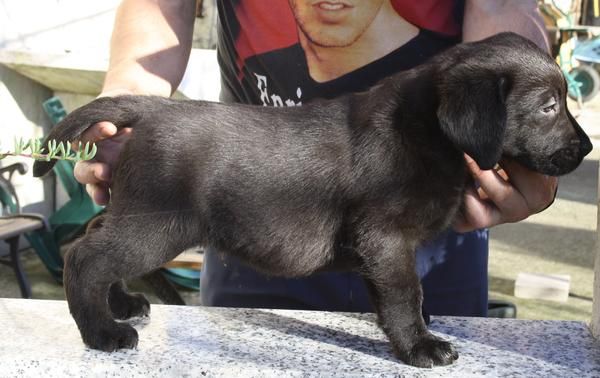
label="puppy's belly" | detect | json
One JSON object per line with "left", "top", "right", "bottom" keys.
{"left": 205, "top": 208, "right": 340, "bottom": 277}
{"left": 216, "top": 241, "right": 337, "bottom": 277}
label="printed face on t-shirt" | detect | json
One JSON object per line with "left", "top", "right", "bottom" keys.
{"left": 287, "top": 0, "right": 386, "bottom": 47}
{"left": 217, "top": 0, "right": 461, "bottom": 105}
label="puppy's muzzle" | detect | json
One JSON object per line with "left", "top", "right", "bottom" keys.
{"left": 551, "top": 137, "right": 593, "bottom": 173}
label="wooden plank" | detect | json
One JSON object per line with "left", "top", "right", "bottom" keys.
{"left": 163, "top": 251, "right": 203, "bottom": 270}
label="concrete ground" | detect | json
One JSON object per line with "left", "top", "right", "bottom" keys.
{"left": 0, "top": 98, "right": 599, "bottom": 321}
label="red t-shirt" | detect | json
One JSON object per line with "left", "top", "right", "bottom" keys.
{"left": 217, "top": 0, "right": 462, "bottom": 104}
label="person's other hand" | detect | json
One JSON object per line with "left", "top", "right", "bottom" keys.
{"left": 453, "top": 154, "right": 558, "bottom": 232}
{"left": 73, "top": 121, "right": 132, "bottom": 206}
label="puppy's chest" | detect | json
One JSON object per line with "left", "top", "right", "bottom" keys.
{"left": 393, "top": 159, "right": 468, "bottom": 231}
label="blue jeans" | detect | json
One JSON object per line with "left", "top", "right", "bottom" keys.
{"left": 200, "top": 229, "right": 489, "bottom": 316}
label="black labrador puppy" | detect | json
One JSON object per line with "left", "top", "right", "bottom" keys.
{"left": 33, "top": 32, "right": 592, "bottom": 368}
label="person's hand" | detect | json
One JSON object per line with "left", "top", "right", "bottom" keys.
{"left": 73, "top": 121, "right": 132, "bottom": 206}
{"left": 453, "top": 154, "right": 558, "bottom": 232}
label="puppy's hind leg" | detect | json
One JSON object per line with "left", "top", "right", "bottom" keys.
{"left": 108, "top": 270, "right": 186, "bottom": 321}
{"left": 64, "top": 235, "right": 139, "bottom": 351}
{"left": 82, "top": 214, "right": 153, "bottom": 320}
{"left": 108, "top": 280, "right": 151, "bottom": 320}
{"left": 64, "top": 213, "right": 199, "bottom": 351}
{"left": 85, "top": 215, "right": 153, "bottom": 320}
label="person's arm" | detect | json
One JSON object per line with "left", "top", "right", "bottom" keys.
{"left": 102, "top": 0, "right": 195, "bottom": 97}
{"left": 453, "top": 0, "right": 559, "bottom": 232}
{"left": 74, "top": 0, "right": 195, "bottom": 205}
{"left": 462, "top": 0, "right": 549, "bottom": 50}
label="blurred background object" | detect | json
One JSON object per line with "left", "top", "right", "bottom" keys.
{"left": 540, "top": 0, "right": 600, "bottom": 104}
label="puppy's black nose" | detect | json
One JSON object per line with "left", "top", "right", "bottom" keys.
{"left": 579, "top": 135, "right": 593, "bottom": 157}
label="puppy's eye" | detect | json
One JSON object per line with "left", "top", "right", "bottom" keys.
{"left": 542, "top": 98, "right": 558, "bottom": 114}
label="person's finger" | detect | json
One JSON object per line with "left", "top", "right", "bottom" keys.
{"left": 73, "top": 161, "right": 111, "bottom": 185}
{"left": 498, "top": 158, "right": 558, "bottom": 214}
{"left": 86, "top": 183, "right": 110, "bottom": 206}
{"left": 73, "top": 122, "right": 118, "bottom": 149}
{"left": 465, "top": 155, "right": 529, "bottom": 223}
{"left": 453, "top": 185, "right": 502, "bottom": 232}
{"left": 109, "top": 127, "right": 133, "bottom": 142}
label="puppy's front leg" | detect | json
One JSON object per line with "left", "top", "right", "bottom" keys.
{"left": 361, "top": 238, "right": 458, "bottom": 367}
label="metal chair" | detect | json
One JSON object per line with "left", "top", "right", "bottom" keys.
{"left": 0, "top": 162, "right": 48, "bottom": 298}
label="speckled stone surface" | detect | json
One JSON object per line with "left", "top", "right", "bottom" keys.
{"left": 1, "top": 298, "right": 599, "bottom": 377}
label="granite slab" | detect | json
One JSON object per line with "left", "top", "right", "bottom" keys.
{"left": 0, "top": 298, "right": 599, "bottom": 377}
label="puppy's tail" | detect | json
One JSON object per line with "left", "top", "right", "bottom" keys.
{"left": 32, "top": 96, "right": 144, "bottom": 177}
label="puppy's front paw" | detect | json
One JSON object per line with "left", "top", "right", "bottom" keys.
{"left": 402, "top": 334, "right": 458, "bottom": 368}
{"left": 82, "top": 322, "right": 139, "bottom": 352}
{"left": 109, "top": 292, "right": 150, "bottom": 320}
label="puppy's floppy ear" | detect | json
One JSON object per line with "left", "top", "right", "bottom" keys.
{"left": 436, "top": 65, "right": 510, "bottom": 170}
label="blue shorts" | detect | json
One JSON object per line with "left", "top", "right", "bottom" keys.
{"left": 200, "top": 229, "right": 489, "bottom": 316}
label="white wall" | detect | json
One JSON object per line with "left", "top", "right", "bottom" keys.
{"left": 0, "top": 0, "right": 120, "bottom": 54}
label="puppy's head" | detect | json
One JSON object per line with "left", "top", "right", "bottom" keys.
{"left": 436, "top": 32, "right": 592, "bottom": 175}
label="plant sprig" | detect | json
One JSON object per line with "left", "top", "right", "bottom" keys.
{"left": 0, "top": 137, "right": 97, "bottom": 162}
